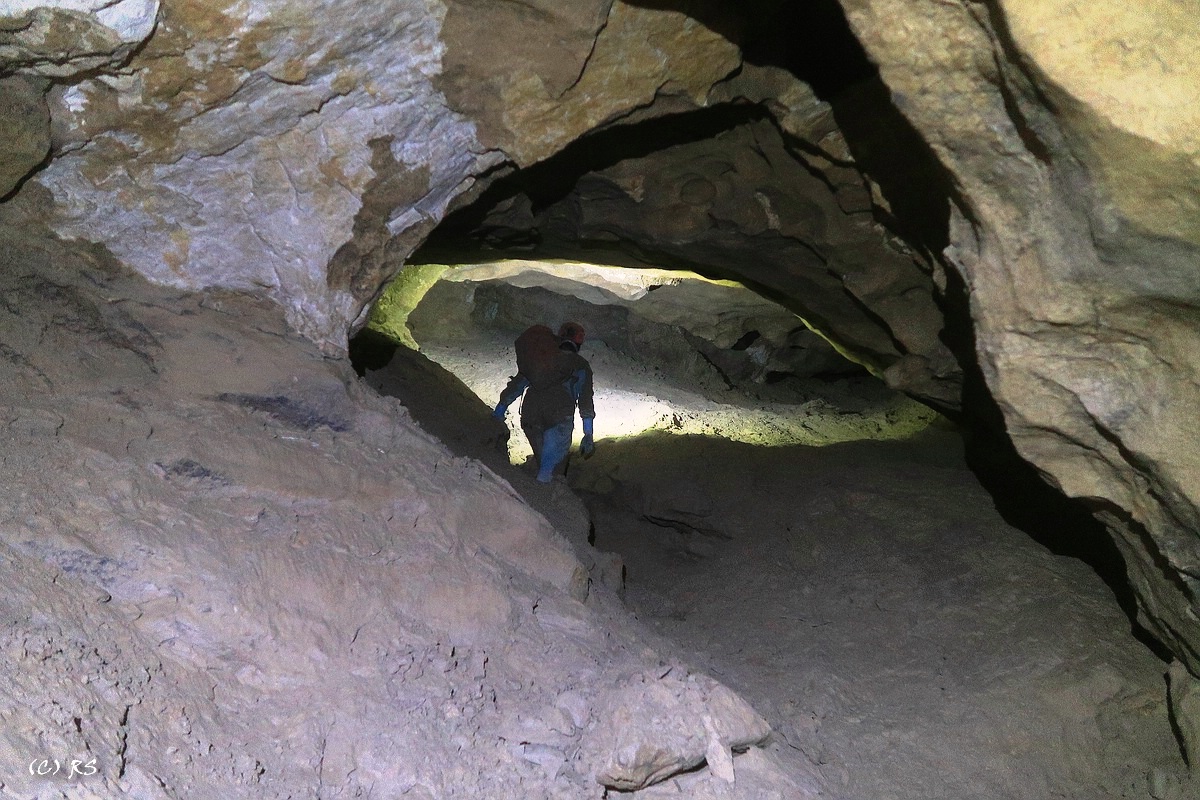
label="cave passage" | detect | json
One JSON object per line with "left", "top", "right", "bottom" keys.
{"left": 349, "top": 0, "right": 1156, "bottom": 651}
{"left": 5, "top": 0, "right": 1198, "bottom": 795}
{"left": 353, "top": 258, "right": 940, "bottom": 464}
{"left": 343, "top": 3, "right": 1182, "bottom": 792}
{"left": 351, "top": 263, "right": 1183, "bottom": 799}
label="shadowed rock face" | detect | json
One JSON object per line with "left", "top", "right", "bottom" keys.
{"left": 0, "top": 74, "right": 49, "bottom": 196}
{"left": 838, "top": 0, "right": 1200, "bottom": 675}
{"left": 452, "top": 112, "right": 960, "bottom": 407}
{"left": 0, "top": 0, "right": 1196, "bottom": 737}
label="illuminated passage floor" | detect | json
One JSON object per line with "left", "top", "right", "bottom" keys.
{"left": 417, "top": 332, "right": 939, "bottom": 465}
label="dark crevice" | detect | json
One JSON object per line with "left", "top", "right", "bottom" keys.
{"left": 823, "top": 77, "right": 954, "bottom": 255}
{"left": 950, "top": 263, "right": 1171, "bottom": 661}
{"left": 0, "top": 145, "right": 53, "bottom": 204}
{"left": 976, "top": 474, "right": 1168, "bottom": 660}
{"left": 1167, "top": 679, "right": 1191, "bottom": 766}
{"left": 724, "top": 0, "right": 954, "bottom": 256}
{"left": 689, "top": 346, "right": 737, "bottom": 391}
{"left": 989, "top": 55, "right": 1054, "bottom": 165}
{"left": 1095, "top": 495, "right": 1194, "bottom": 607}
{"left": 349, "top": 327, "right": 399, "bottom": 376}
{"left": 730, "top": 330, "right": 760, "bottom": 351}
{"left": 738, "top": 0, "right": 878, "bottom": 99}
{"left": 934, "top": 255, "right": 982, "bottom": 423}
{"left": 965, "top": 414, "right": 1170, "bottom": 662}
{"left": 976, "top": 0, "right": 1066, "bottom": 137}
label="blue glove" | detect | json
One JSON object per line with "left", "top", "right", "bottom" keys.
{"left": 492, "top": 403, "right": 508, "bottom": 420}
{"left": 580, "top": 417, "right": 595, "bottom": 457}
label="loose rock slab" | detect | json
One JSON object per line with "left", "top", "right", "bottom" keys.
{"left": 580, "top": 668, "right": 771, "bottom": 790}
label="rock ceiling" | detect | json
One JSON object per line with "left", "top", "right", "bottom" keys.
{"left": 0, "top": 0, "right": 1197, "bottom": 713}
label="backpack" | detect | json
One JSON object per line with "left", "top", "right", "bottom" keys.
{"left": 514, "top": 325, "right": 563, "bottom": 387}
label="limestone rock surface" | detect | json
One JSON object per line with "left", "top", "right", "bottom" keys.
{"left": 438, "top": 0, "right": 742, "bottom": 166}
{"left": 0, "top": 219, "right": 769, "bottom": 798}
{"left": 1001, "top": 0, "right": 1200, "bottom": 250}
{"left": 0, "top": 0, "right": 158, "bottom": 77}
{"left": 838, "top": 0, "right": 1200, "bottom": 673}
{"left": 16, "top": 0, "right": 504, "bottom": 347}
{"left": 2, "top": 0, "right": 748, "bottom": 351}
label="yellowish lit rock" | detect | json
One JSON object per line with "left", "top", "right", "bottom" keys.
{"left": 1002, "top": 0, "right": 1200, "bottom": 243}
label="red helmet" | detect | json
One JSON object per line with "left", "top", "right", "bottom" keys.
{"left": 558, "top": 322, "right": 585, "bottom": 347}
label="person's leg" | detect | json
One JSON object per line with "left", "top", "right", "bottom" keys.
{"left": 536, "top": 421, "right": 574, "bottom": 483}
{"left": 522, "top": 418, "right": 544, "bottom": 468}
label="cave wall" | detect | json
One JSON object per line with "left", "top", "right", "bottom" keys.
{"left": 428, "top": 59, "right": 965, "bottom": 409}
{"left": 837, "top": 0, "right": 1200, "bottom": 671}
{"left": 437, "top": 0, "right": 742, "bottom": 166}
{"left": 3, "top": 0, "right": 508, "bottom": 345}
{"left": 521, "top": 109, "right": 960, "bottom": 406}
{"left": 0, "top": 0, "right": 1196, "bottom": 682}
{"left": 0, "top": 0, "right": 746, "bottom": 348}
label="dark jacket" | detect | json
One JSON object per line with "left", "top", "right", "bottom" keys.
{"left": 499, "top": 347, "right": 594, "bottom": 429}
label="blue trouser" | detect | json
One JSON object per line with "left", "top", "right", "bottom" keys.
{"left": 534, "top": 420, "right": 574, "bottom": 483}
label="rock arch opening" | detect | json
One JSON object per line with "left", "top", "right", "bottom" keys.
{"left": 353, "top": 0, "right": 1156, "bottom": 655}
{"left": 343, "top": 3, "right": 1187, "bottom": 793}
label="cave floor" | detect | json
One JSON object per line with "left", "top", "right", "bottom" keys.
{"left": 393, "top": 329, "right": 1187, "bottom": 800}
{"left": 571, "top": 431, "right": 1182, "bottom": 800}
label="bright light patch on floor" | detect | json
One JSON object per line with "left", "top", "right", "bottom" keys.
{"left": 428, "top": 337, "right": 939, "bottom": 466}
{"left": 589, "top": 382, "right": 939, "bottom": 449}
